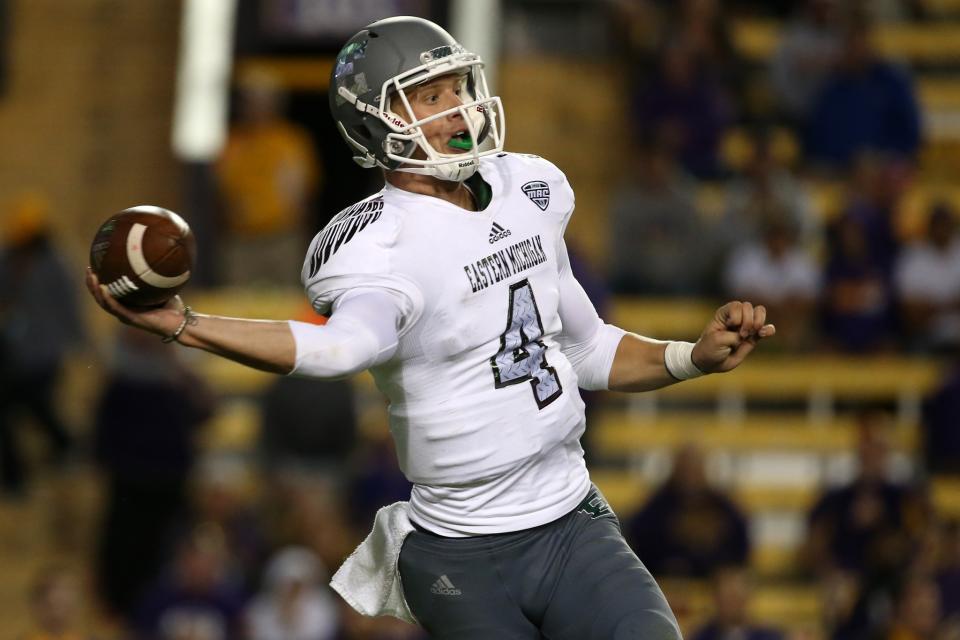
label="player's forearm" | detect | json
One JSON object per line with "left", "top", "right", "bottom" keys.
{"left": 607, "top": 333, "right": 679, "bottom": 392}
{"left": 175, "top": 313, "right": 296, "bottom": 375}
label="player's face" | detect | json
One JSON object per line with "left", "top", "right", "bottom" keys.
{"left": 400, "top": 73, "right": 473, "bottom": 156}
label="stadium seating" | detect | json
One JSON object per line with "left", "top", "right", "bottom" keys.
{"left": 732, "top": 19, "right": 960, "bottom": 65}
{"left": 590, "top": 413, "right": 920, "bottom": 578}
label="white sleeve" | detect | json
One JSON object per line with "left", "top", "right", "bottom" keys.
{"left": 287, "top": 289, "right": 401, "bottom": 379}
{"left": 556, "top": 241, "right": 626, "bottom": 391}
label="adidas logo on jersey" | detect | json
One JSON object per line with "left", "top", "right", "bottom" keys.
{"left": 430, "top": 575, "right": 462, "bottom": 596}
{"left": 489, "top": 222, "right": 512, "bottom": 244}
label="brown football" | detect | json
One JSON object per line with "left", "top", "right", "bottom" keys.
{"left": 89, "top": 206, "right": 195, "bottom": 307}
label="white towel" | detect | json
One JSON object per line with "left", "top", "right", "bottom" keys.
{"left": 330, "top": 501, "right": 418, "bottom": 624}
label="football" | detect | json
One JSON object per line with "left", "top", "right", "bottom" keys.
{"left": 89, "top": 206, "right": 196, "bottom": 308}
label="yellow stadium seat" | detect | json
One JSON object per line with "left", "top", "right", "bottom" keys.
{"left": 610, "top": 297, "right": 717, "bottom": 341}
{"left": 750, "top": 583, "right": 822, "bottom": 626}
{"left": 733, "top": 19, "right": 960, "bottom": 64}
{"left": 590, "top": 469, "right": 820, "bottom": 516}
{"left": 652, "top": 356, "right": 940, "bottom": 401}
{"left": 932, "top": 476, "right": 960, "bottom": 519}
{"left": 590, "top": 413, "right": 918, "bottom": 456}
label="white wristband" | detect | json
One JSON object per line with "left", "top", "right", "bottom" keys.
{"left": 664, "top": 341, "right": 705, "bottom": 381}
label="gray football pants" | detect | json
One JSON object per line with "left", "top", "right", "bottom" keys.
{"left": 398, "top": 487, "right": 682, "bottom": 639}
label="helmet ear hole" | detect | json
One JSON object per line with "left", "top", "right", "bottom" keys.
{"left": 355, "top": 122, "right": 372, "bottom": 141}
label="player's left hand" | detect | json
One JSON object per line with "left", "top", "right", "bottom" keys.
{"left": 691, "top": 301, "right": 776, "bottom": 374}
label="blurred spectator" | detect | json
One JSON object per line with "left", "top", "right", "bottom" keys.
{"left": 862, "top": 0, "right": 930, "bottom": 22}
{"left": 894, "top": 203, "right": 960, "bottom": 353}
{"left": 568, "top": 242, "right": 611, "bottom": 320}
{"left": 215, "top": 69, "right": 320, "bottom": 286}
{"left": 134, "top": 525, "right": 247, "bottom": 640}
{"left": 922, "top": 356, "right": 960, "bottom": 475}
{"left": 669, "top": 0, "right": 745, "bottom": 100}
{"left": 845, "top": 153, "right": 909, "bottom": 276}
{"left": 723, "top": 216, "right": 820, "bottom": 350}
{"left": 690, "top": 566, "right": 786, "bottom": 640}
{"left": 22, "top": 565, "right": 91, "bottom": 640}
{"left": 805, "top": 410, "right": 930, "bottom": 638}
{"left": 608, "top": 134, "right": 716, "bottom": 295}
{"left": 769, "top": 0, "right": 844, "bottom": 125}
{"left": 821, "top": 213, "right": 898, "bottom": 353}
{"left": 259, "top": 470, "right": 357, "bottom": 579}
{"left": 886, "top": 573, "right": 943, "bottom": 640}
{"left": 93, "top": 327, "right": 215, "bottom": 621}
{"left": 937, "top": 520, "right": 960, "bottom": 625}
{"left": 0, "top": 192, "right": 81, "bottom": 498}
{"left": 821, "top": 155, "right": 909, "bottom": 352}
{"left": 624, "top": 443, "right": 751, "bottom": 578}
{"left": 805, "top": 409, "right": 927, "bottom": 575}
{"left": 720, "top": 128, "right": 820, "bottom": 252}
{"left": 259, "top": 312, "right": 358, "bottom": 480}
{"left": 805, "top": 19, "right": 922, "bottom": 170}
{"left": 246, "top": 546, "right": 339, "bottom": 640}
{"left": 188, "top": 457, "right": 269, "bottom": 592}
{"left": 632, "top": 38, "right": 733, "bottom": 178}
{"left": 611, "top": 0, "right": 741, "bottom": 89}
{"left": 819, "top": 568, "right": 864, "bottom": 640}
{"left": 608, "top": 0, "right": 669, "bottom": 71}
{"left": 349, "top": 434, "right": 413, "bottom": 530}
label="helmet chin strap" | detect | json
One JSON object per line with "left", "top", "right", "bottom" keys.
{"left": 395, "top": 160, "right": 479, "bottom": 182}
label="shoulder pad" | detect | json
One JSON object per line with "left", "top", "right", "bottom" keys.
{"left": 303, "top": 196, "right": 389, "bottom": 281}
{"left": 300, "top": 196, "right": 419, "bottom": 316}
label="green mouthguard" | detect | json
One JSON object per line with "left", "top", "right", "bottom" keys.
{"left": 448, "top": 136, "right": 473, "bottom": 151}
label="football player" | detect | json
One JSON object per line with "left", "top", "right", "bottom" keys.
{"left": 87, "top": 16, "right": 774, "bottom": 639}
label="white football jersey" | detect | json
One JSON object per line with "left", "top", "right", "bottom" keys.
{"left": 302, "top": 153, "right": 592, "bottom": 536}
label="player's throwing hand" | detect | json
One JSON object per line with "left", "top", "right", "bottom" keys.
{"left": 691, "top": 300, "right": 776, "bottom": 374}
{"left": 85, "top": 267, "right": 186, "bottom": 339}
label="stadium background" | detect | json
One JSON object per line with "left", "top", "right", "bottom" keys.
{"left": 1, "top": 0, "right": 959, "bottom": 638}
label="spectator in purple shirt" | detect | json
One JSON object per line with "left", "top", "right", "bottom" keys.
{"left": 691, "top": 566, "right": 786, "bottom": 640}
{"left": 134, "top": 526, "right": 248, "bottom": 640}
{"left": 821, "top": 212, "right": 898, "bottom": 353}
{"left": 624, "top": 443, "right": 751, "bottom": 578}
{"left": 805, "top": 19, "right": 922, "bottom": 170}
{"left": 632, "top": 38, "right": 733, "bottom": 178}
{"left": 922, "top": 355, "right": 960, "bottom": 475}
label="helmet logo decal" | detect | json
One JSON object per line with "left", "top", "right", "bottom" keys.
{"left": 334, "top": 61, "right": 354, "bottom": 79}
{"left": 338, "top": 40, "right": 368, "bottom": 63}
{"left": 334, "top": 39, "right": 369, "bottom": 103}
{"left": 522, "top": 181, "right": 550, "bottom": 211}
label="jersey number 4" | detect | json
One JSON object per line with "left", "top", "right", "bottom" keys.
{"left": 490, "top": 279, "right": 563, "bottom": 409}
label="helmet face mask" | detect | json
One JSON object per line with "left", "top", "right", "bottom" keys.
{"left": 330, "top": 17, "right": 506, "bottom": 182}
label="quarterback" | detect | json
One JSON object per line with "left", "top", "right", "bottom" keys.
{"left": 87, "top": 16, "right": 774, "bottom": 639}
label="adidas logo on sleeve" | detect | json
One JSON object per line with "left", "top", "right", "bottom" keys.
{"left": 489, "top": 222, "right": 512, "bottom": 244}
{"left": 430, "top": 574, "right": 462, "bottom": 596}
